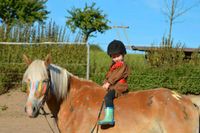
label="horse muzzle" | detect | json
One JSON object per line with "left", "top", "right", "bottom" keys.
{"left": 25, "top": 101, "right": 39, "bottom": 118}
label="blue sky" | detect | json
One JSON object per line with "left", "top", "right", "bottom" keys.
{"left": 46, "top": 0, "right": 200, "bottom": 52}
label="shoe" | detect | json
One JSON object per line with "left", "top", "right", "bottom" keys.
{"left": 98, "top": 107, "right": 115, "bottom": 125}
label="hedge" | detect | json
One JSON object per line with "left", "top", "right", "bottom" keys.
{"left": 1, "top": 44, "right": 200, "bottom": 95}
{"left": 90, "top": 50, "right": 200, "bottom": 94}
{"left": 0, "top": 44, "right": 87, "bottom": 94}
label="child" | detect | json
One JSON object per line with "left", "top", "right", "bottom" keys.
{"left": 98, "top": 40, "right": 131, "bottom": 125}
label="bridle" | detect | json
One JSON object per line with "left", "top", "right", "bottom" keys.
{"left": 38, "top": 65, "right": 61, "bottom": 133}
{"left": 38, "top": 67, "right": 51, "bottom": 111}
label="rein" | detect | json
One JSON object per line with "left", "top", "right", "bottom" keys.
{"left": 90, "top": 100, "right": 105, "bottom": 133}
{"left": 41, "top": 107, "right": 58, "bottom": 133}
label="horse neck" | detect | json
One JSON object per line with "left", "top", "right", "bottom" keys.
{"left": 68, "top": 76, "right": 106, "bottom": 101}
{"left": 68, "top": 76, "right": 95, "bottom": 93}
{"left": 46, "top": 74, "right": 105, "bottom": 117}
{"left": 45, "top": 75, "right": 84, "bottom": 117}
{"left": 69, "top": 76, "right": 83, "bottom": 92}
{"left": 46, "top": 93, "right": 62, "bottom": 118}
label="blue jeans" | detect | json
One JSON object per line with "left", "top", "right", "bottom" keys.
{"left": 104, "top": 89, "right": 116, "bottom": 107}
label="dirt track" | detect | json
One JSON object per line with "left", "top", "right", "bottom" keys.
{"left": 0, "top": 89, "right": 59, "bottom": 133}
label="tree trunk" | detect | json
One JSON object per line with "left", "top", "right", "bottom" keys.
{"left": 82, "top": 33, "right": 89, "bottom": 44}
{"left": 168, "top": 0, "right": 175, "bottom": 47}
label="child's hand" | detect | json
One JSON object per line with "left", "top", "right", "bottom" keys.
{"left": 102, "top": 82, "right": 110, "bottom": 90}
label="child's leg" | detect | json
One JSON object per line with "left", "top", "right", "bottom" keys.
{"left": 98, "top": 89, "right": 115, "bottom": 125}
{"left": 104, "top": 89, "right": 116, "bottom": 107}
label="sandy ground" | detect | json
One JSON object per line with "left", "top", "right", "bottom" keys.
{"left": 0, "top": 89, "right": 59, "bottom": 133}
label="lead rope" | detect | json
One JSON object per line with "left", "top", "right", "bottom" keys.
{"left": 90, "top": 100, "right": 105, "bottom": 133}
{"left": 41, "top": 107, "right": 60, "bottom": 133}
{"left": 41, "top": 107, "right": 55, "bottom": 133}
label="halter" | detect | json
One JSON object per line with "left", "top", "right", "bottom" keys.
{"left": 38, "top": 80, "right": 50, "bottom": 110}
{"left": 38, "top": 67, "right": 51, "bottom": 110}
{"left": 39, "top": 65, "right": 60, "bottom": 133}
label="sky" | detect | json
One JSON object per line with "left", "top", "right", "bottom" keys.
{"left": 46, "top": 0, "right": 200, "bottom": 52}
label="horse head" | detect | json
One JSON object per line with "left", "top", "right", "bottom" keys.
{"left": 23, "top": 54, "right": 51, "bottom": 118}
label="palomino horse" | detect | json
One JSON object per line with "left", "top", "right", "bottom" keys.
{"left": 23, "top": 54, "right": 199, "bottom": 133}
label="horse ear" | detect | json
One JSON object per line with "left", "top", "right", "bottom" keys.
{"left": 23, "top": 54, "right": 32, "bottom": 65}
{"left": 45, "top": 54, "right": 51, "bottom": 66}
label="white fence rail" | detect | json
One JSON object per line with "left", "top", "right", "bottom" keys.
{"left": 0, "top": 42, "right": 86, "bottom": 45}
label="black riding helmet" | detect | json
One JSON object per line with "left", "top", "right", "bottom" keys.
{"left": 107, "top": 40, "right": 127, "bottom": 56}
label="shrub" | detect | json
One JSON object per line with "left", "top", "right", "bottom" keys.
{"left": 90, "top": 50, "right": 200, "bottom": 94}
{"left": 0, "top": 44, "right": 87, "bottom": 94}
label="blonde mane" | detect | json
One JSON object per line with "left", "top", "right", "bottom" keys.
{"left": 48, "top": 64, "right": 72, "bottom": 100}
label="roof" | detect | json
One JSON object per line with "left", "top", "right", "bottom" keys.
{"left": 127, "top": 46, "right": 200, "bottom": 53}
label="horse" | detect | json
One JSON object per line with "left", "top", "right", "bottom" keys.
{"left": 23, "top": 54, "right": 199, "bottom": 133}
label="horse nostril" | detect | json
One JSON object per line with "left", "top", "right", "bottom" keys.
{"left": 31, "top": 105, "right": 39, "bottom": 117}
{"left": 32, "top": 106, "right": 36, "bottom": 113}
{"left": 24, "top": 106, "right": 27, "bottom": 113}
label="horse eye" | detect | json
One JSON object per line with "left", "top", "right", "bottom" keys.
{"left": 43, "top": 79, "right": 49, "bottom": 83}
{"left": 42, "top": 80, "right": 49, "bottom": 87}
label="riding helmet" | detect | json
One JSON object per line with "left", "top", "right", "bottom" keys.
{"left": 107, "top": 40, "right": 127, "bottom": 56}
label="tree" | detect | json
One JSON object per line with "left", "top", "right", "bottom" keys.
{"left": 162, "top": 0, "right": 199, "bottom": 47}
{"left": 66, "top": 2, "right": 111, "bottom": 43}
{"left": 0, "top": 0, "right": 49, "bottom": 39}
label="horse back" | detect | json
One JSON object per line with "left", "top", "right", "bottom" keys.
{"left": 112, "top": 88, "right": 199, "bottom": 133}
{"left": 58, "top": 85, "right": 199, "bottom": 133}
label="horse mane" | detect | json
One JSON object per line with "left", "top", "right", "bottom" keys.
{"left": 49, "top": 64, "right": 104, "bottom": 101}
{"left": 48, "top": 64, "right": 74, "bottom": 100}
{"left": 48, "top": 64, "right": 98, "bottom": 100}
